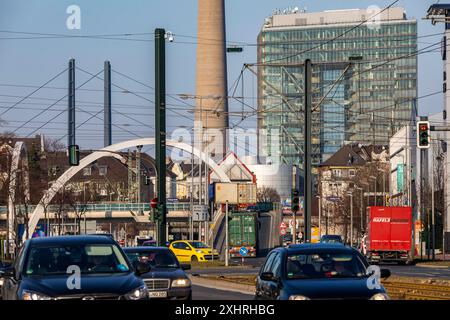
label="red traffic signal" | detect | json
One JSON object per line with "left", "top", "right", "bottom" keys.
{"left": 150, "top": 198, "right": 158, "bottom": 209}
{"left": 417, "top": 121, "right": 430, "bottom": 149}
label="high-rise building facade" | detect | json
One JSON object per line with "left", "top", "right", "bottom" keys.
{"left": 257, "top": 7, "right": 417, "bottom": 167}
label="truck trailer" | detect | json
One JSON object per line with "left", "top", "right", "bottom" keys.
{"left": 228, "top": 211, "right": 259, "bottom": 258}
{"left": 365, "top": 206, "right": 413, "bottom": 264}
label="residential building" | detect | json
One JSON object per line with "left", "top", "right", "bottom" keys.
{"left": 318, "top": 144, "right": 389, "bottom": 242}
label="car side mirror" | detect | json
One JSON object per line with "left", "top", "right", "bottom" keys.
{"left": 134, "top": 262, "right": 151, "bottom": 276}
{"left": 260, "top": 272, "right": 275, "bottom": 282}
{"left": 181, "top": 264, "right": 191, "bottom": 270}
{"left": 380, "top": 269, "right": 391, "bottom": 279}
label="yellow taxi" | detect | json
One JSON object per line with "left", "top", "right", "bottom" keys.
{"left": 169, "top": 240, "right": 219, "bottom": 262}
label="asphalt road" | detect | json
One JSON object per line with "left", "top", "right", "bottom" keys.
{"left": 190, "top": 258, "right": 450, "bottom": 280}
{"left": 192, "top": 285, "right": 254, "bottom": 300}
{"left": 382, "top": 264, "right": 450, "bottom": 279}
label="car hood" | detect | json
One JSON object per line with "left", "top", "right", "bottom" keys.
{"left": 283, "top": 277, "right": 386, "bottom": 300}
{"left": 140, "top": 268, "right": 187, "bottom": 280}
{"left": 21, "top": 272, "right": 143, "bottom": 297}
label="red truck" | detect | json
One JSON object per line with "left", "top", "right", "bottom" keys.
{"left": 363, "top": 206, "right": 413, "bottom": 264}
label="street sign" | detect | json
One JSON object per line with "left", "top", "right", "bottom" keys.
{"left": 280, "top": 228, "right": 287, "bottom": 236}
{"left": 239, "top": 247, "right": 248, "bottom": 257}
{"left": 279, "top": 221, "right": 287, "bottom": 229}
{"left": 150, "top": 198, "right": 158, "bottom": 209}
{"left": 192, "top": 205, "right": 209, "bottom": 222}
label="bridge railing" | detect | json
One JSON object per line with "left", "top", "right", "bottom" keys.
{"left": 0, "top": 202, "right": 192, "bottom": 214}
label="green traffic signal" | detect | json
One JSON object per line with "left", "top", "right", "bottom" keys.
{"left": 68, "top": 145, "right": 80, "bottom": 166}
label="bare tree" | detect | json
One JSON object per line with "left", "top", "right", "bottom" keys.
{"left": 257, "top": 187, "right": 280, "bottom": 203}
{"left": 44, "top": 137, "right": 65, "bottom": 152}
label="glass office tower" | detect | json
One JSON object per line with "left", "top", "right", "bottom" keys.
{"left": 257, "top": 8, "right": 417, "bottom": 167}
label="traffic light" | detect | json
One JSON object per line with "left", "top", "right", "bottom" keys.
{"left": 291, "top": 189, "right": 300, "bottom": 213}
{"left": 68, "top": 145, "right": 80, "bottom": 166}
{"left": 227, "top": 47, "right": 243, "bottom": 53}
{"left": 417, "top": 121, "right": 430, "bottom": 149}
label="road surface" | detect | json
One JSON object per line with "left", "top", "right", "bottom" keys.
{"left": 192, "top": 285, "right": 253, "bottom": 300}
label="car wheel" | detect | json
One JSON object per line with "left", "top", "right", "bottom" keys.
{"left": 191, "top": 256, "right": 198, "bottom": 262}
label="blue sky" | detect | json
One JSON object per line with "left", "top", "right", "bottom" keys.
{"left": 0, "top": 0, "right": 444, "bottom": 153}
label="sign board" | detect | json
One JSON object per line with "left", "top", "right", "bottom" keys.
{"left": 311, "top": 227, "right": 320, "bottom": 243}
{"left": 279, "top": 222, "right": 287, "bottom": 229}
{"left": 239, "top": 247, "right": 248, "bottom": 257}
{"left": 280, "top": 228, "right": 287, "bottom": 236}
{"left": 192, "top": 205, "right": 209, "bottom": 222}
{"left": 397, "top": 164, "right": 404, "bottom": 193}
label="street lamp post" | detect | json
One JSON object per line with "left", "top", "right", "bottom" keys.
{"left": 378, "top": 168, "right": 386, "bottom": 206}
{"left": 369, "top": 176, "right": 377, "bottom": 206}
{"left": 355, "top": 186, "right": 363, "bottom": 238}
{"left": 348, "top": 192, "right": 354, "bottom": 247}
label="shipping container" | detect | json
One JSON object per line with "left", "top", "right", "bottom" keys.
{"left": 365, "top": 206, "right": 412, "bottom": 264}
{"left": 228, "top": 212, "right": 259, "bottom": 258}
{"left": 214, "top": 183, "right": 257, "bottom": 205}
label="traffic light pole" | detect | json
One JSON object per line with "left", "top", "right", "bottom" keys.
{"left": 155, "top": 28, "right": 167, "bottom": 247}
{"left": 304, "top": 59, "right": 312, "bottom": 242}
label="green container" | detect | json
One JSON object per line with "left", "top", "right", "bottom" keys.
{"left": 229, "top": 212, "right": 258, "bottom": 248}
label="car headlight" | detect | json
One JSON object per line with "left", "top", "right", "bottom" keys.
{"left": 370, "top": 293, "right": 390, "bottom": 300}
{"left": 172, "top": 278, "right": 191, "bottom": 288}
{"left": 22, "top": 290, "right": 54, "bottom": 300}
{"left": 289, "top": 295, "right": 310, "bottom": 300}
{"left": 124, "top": 285, "right": 148, "bottom": 300}
{"left": 0, "top": 278, "right": 4, "bottom": 286}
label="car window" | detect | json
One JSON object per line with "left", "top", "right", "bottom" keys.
{"left": 126, "top": 250, "right": 179, "bottom": 269}
{"left": 271, "top": 253, "right": 283, "bottom": 278}
{"left": 285, "top": 251, "right": 367, "bottom": 280}
{"left": 189, "top": 241, "right": 208, "bottom": 249}
{"left": 261, "top": 252, "right": 277, "bottom": 274}
{"left": 24, "top": 244, "right": 130, "bottom": 276}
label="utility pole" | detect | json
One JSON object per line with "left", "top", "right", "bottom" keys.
{"left": 419, "top": 116, "right": 429, "bottom": 260}
{"left": 104, "top": 61, "right": 112, "bottom": 147}
{"left": 349, "top": 192, "right": 353, "bottom": 247}
{"left": 303, "top": 59, "right": 312, "bottom": 242}
{"left": 431, "top": 144, "right": 435, "bottom": 260}
{"left": 155, "top": 28, "right": 167, "bottom": 247}
{"left": 68, "top": 58, "right": 76, "bottom": 148}
{"left": 136, "top": 145, "right": 142, "bottom": 214}
{"left": 127, "top": 149, "right": 133, "bottom": 202}
{"left": 225, "top": 201, "right": 229, "bottom": 267}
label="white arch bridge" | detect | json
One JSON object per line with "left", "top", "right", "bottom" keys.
{"left": 24, "top": 138, "right": 230, "bottom": 242}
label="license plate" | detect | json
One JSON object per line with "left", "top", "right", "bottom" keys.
{"left": 148, "top": 291, "right": 167, "bottom": 298}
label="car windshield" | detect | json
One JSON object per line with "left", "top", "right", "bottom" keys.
{"left": 321, "top": 236, "right": 342, "bottom": 243}
{"left": 126, "top": 250, "right": 179, "bottom": 269}
{"left": 25, "top": 244, "right": 130, "bottom": 276}
{"left": 188, "top": 241, "right": 208, "bottom": 249}
{"left": 286, "top": 252, "right": 367, "bottom": 279}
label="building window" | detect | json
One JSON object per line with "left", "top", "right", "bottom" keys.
{"left": 99, "top": 166, "right": 108, "bottom": 176}
{"left": 332, "top": 169, "right": 341, "bottom": 177}
{"left": 349, "top": 169, "right": 356, "bottom": 177}
{"left": 83, "top": 167, "right": 92, "bottom": 176}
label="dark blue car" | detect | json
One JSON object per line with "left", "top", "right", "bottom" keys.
{"left": 255, "top": 243, "right": 391, "bottom": 300}
{"left": 0, "top": 235, "right": 150, "bottom": 300}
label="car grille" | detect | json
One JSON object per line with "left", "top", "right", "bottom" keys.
{"left": 56, "top": 294, "right": 121, "bottom": 300}
{"left": 203, "top": 255, "right": 218, "bottom": 260}
{"left": 144, "top": 279, "right": 170, "bottom": 291}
